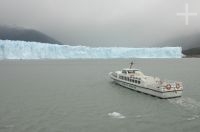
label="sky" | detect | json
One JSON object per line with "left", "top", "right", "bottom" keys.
{"left": 0, "top": 0, "right": 200, "bottom": 47}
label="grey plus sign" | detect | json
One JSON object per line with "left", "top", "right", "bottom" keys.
{"left": 176, "top": 3, "right": 197, "bottom": 25}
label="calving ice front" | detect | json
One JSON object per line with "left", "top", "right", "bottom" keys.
{"left": 0, "top": 40, "right": 183, "bottom": 59}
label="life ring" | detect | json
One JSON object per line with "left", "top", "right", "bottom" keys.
{"left": 176, "top": 83, "right": 180, "bottom": 89}
{"left": 165, "top": 84, "right": 171, "bottom": 90}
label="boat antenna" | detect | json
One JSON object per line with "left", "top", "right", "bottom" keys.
{"left": 130, "top": 61, "right": 134, "bottom": 69}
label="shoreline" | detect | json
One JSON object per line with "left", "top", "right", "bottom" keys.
{"left": 183, "top": 55, "right": 200, "bottom": 58}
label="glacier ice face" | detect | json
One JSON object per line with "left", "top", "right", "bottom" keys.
{"left": 0, "top": 40, "right": 183, "bottom": 59}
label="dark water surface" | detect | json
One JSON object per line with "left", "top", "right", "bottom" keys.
{"left": 0, "top": 59, "right": 200, "bottom": 132}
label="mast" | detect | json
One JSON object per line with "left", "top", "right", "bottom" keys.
{"left": 130, "top": 61, "right": 134, "bottom": 69}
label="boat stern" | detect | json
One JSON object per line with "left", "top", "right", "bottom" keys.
{"left": 159, "top": 81, "right": 183, "bottom": 98}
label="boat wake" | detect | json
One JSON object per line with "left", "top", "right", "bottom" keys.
{"left": 168, "top": 97, "right": 200, "bottom": 111}
{"left": 168, "top": 97, "right": 200, "bottom": 121}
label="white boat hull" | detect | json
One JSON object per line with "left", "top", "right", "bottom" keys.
{"left": 110, "top": 73, "right": 182, "bottom": 99}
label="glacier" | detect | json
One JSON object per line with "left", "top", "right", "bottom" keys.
{"left": 0, "top": 40, "right": 183, "bottom": 59}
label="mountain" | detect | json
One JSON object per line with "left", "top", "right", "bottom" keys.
{"left": 182, "top": 47, "right": 200, "bottom": 57}
{"left": 160, "top": 33, "right": 200, "bottom": 57}
{"left": 161, "top": 33, "right": 200, "bottom": 50}
{"left": 0, "top": 25, "right": 62, "bottom": 44}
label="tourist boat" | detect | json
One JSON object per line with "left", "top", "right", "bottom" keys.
{"left": 109, "top": 62, "right": 183, "bottom": 99}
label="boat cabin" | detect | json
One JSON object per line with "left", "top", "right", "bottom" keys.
{"left": 118, "top": 68, "right": 142, "bottom": 85}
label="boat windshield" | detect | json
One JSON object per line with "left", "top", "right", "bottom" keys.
{"left": 122, "top": 69, "right": 140, "bottom": 74}
{"left": 127, "top": 70, "right": 135, "bottom": 73}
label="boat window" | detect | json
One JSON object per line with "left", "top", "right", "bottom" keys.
{"left": 128, "top": 70, "right": 135, "bottom": 74}
{"left": 122, "top": 70, "right": 127, "bottom": 74}
{"left": 138, "top": 81, "right": 140, "bottom": 84}
{"left": 135, "top": 80, "right": 138, "bottom": 83}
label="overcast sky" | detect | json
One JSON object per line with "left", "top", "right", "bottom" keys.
{"left": 0, "top": 0, "right": 200, "bottom": 47}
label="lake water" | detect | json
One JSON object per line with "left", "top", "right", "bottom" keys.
{"left": 0, "top": 59, "right": 200, "bottom": 132}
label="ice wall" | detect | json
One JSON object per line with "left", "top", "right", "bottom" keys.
{"left": 0, "top": 40, "right": 183, "bottom": 59}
